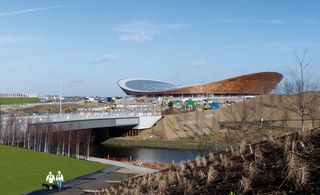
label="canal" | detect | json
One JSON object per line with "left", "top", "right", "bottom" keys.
{"left": 91, "top": 144, "right": 208, "bottom": 163}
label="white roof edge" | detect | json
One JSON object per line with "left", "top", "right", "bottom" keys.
{"left": 118, "top": 78, "right": 184, "bottom": 93}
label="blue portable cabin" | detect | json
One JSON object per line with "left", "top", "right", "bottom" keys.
{"left": 210, "top": 102, "right": 220, "bottom": 110}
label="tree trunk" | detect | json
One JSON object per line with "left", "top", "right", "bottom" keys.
{"left": 86, "top": 130, "right": 91, "bottom": 159}
{"left": 76, "top": 131, "right": 80, "bottom": 159}
{"left": 62, "top": 132, "right": 65, "bottom": 156}
{"left": 68, "top": 131, "right": 71, "bottom": 157}
{"left": 23, "top": 130, "right": 26, "bottom": 148}
{"left": 33, "top": 128, "right": 37, "bottom": 150}
{"left": 38, "top": 132, "right": 42, "bottom": 151}
{"left": 12, "top": 130, "right": 15, "bottom": 145}
{"left": 44, "top": 128, "right": 48, "bottom": 153}
{"left": 27, "top": 126, "right": 31, "bottom": 149}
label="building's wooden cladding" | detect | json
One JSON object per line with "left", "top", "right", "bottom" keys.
{"left": 122, "top": 72, "right": 283, "bottom": 95}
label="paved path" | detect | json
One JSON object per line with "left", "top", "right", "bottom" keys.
{"left": 62, "top": 166, "right": 121, "bottom": 189}
{"left": 26, "top": 158, "right": 157, "bottom": 195}
{"left": 56, "top": 167, "right": 140, "bottom": 195}
{"left": 27, "top": 166, "right": 140, "bottom": 195}
{"left": 87, "top": 157, "right": 158, "bottom": 173}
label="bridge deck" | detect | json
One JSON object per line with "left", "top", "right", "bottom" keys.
{"left": 29, "top": 116, "right": 140, "bottom": 131}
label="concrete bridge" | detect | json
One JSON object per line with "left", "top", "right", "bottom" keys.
{"left": 27, "top": 112, "right": 162, "bottom": 132}
{"left": 0, "top": 112, "right": 162, "bottom": 158}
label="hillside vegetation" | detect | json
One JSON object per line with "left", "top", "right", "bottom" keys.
{"left": 101, "top": 128, "right": 320, "bottom": 194}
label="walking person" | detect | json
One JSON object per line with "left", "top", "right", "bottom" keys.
{"left": 56, "top": 170, "right": 64, "bottom": 191}
{"left": 45, "top": 171, "right": 55, "bottom": 190}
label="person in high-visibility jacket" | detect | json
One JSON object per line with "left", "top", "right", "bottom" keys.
{"left": 56, "top": 171, "right": 64, "bottom": 191}
{"left": 45, "top": 171, "right": 55, "bottom": 190}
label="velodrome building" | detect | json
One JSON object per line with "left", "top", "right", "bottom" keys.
{"left": 118, "top": 72, "right": 283, "bottom": 97}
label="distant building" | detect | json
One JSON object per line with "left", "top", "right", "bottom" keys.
{"left": 0, "top": 93, "right": 38, "bottom": 98}
{"left": 84, "top": 97, "right": 96, "bottom": 103}
{"left": 118, "top": 72, "right": 283, "bottom": 97}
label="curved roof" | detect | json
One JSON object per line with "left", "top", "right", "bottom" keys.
{"left": 117, "top": 78, "right": 181, "bottom": 93}
{"left": 118, "top": 72, "right": 283, "bottom": 95}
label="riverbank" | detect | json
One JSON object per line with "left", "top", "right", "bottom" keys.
{"left": 87, "top": 157, "right": 157, "bottom": 173}
{"left": 103, "top": 137, "right": 239, "bottom": 151}
{"left": 100, "top": 128, "right": 320, "bottom": 194}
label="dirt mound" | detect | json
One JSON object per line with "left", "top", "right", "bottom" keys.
{"left": 139, "top": 94, "right": 320, "bottom": 140}
{"left": 101, "top": 128, "right": 320, "bottom": 194}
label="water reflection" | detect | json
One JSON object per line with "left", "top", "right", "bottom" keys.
{"left": 91, "top": 144, "right": 208, "bottom": 163}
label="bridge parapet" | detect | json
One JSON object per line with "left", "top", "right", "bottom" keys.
{"left": 0, "top": 112, "right": 161, "bottom": 133}
{"left": 27, "top": 112, "right": 161, "bottom": 131}
{"left": 28, "top": 112, "right": 160, "bottom": 124}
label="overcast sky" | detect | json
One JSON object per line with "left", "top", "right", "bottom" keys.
{"left": 0, "top": 0, "right": 319, "bottom": 96}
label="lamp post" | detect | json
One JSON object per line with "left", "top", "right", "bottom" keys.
{"left": 59, "top": 80, "right": 62, "bottom": 118}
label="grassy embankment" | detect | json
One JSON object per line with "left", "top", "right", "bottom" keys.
{"left": 0, "top": 97, "right": 40, "bottom": 105}
{"left": 0, "top": 145, "right": 108, "bottom": 195}
{"left": 103, "top": 127, "right": 290, "bottom": 151}
{"left": 103, "top": 137, "right": 239, "bottom": 151}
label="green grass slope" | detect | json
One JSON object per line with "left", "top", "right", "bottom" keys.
{"left": 0, "top": 97, "right": 40, "bottom": 105}
{"left": 0, "top": 145, "right": 108, "bottom": 195}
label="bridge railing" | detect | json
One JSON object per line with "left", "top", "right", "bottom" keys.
{"left": 28, "top": 111, "right": 161, "bottom": 123}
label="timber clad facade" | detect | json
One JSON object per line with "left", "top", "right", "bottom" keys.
{"left": 118, "top": 72, "right": 283, "bottom": 96}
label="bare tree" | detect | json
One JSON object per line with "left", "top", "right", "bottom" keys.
{"left": 33, "top": 124, "right": 38, "bottom": 150}
{"left": 35, "top": 123, "right": 46, "bottom": 151}
{"left": 67, "top": 123, "right": 75, "bottom": 157}
{"left": 21, "top": 116, "right": 28, "bottom": 148}
{"left": 47, "top": 123, "right": 53, "bottom": 153}
{"left": 75, "top": 130, "right": 80, "bottom": 159}
{"left": 196, "top": 110, "right": 204, "bottom": 141}
{"left": 67, "top": 130, "right": 72, "bottom": 157}
{"left": 3, "top": 118, "right": 9, "bottom": 145}
{"left": 61, "top": 128, "right": 66, "bottom": 156}
{"left": 14, "top": 115, "right": 24, "bottom": 147}
{"left": 225, "top": 97, "right": 257, "bottom": 139}
{"left": 44, "top": 124, "right": 49, "bottom": 153}
{"left": 23, "top": 126, "right": 26, "bottom": 148}
{"left": 38, "top": 124, "right": 44, "bottom": 151}
{"left": 6, "top": 113, "right": 17, "bottom": 145}
{"left": 282, "top": 51, "right": 319, "bottom": 131}
{"left": 55, "top": 125, "right": 63, "bottom": 155}
{"left": 27, "top": 120, "right": 32, "bottom": 149}
{"left": 85, "top": 130, "right": 91, "bottom": 159}
{"left": 0, "top": 111, "right": 3, "bottom": 144}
